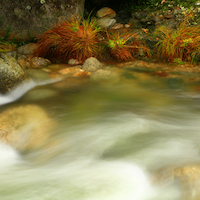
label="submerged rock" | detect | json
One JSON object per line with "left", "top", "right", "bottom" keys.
{"left": 58, "top": 66, "right": 84, "bottom": 76}
{"left": 152, "top": 164, "right": 200, "bottom": 200}
{"left": 0, "top": 53, "right": 28, "bottom": 93}
{"left": 0, "top": 104, "right": 55, "bottom": 151}
{"left": 90, "top": 69, "right": 120, "bottom": 82}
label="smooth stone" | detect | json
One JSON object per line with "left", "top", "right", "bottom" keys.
{"left": 96, "top": 7, "right": 116, "bottom": 18}
{"left": 82, "top": 57, "right": 103, "bottom": 72}
{"left": 0, "top": 53, "right": 28, "bottom": 93}
{"left": 17, "top": 43, "right": 39, "bottom": 55}
{"left": 58, "top": 66, "right": 84, "bottom": 76}
{"left": 0, "top": 104, "right": 55, "bottom": 150}
{"left": 29, "top": 57, "right": 51, "bottom": 69}
{"left": 97, "top": 17, "right": 116, "bottom": 28}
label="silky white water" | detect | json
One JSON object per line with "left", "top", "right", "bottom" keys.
{"left": 0, "top": 77, "right": 200, "bottom": 200}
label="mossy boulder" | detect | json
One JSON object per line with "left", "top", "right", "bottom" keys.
{"left": 0, "top": 53, "right": 28, "bottom": 93}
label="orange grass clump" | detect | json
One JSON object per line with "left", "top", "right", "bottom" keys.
{"left": 106, "top": 31, "right": 150, "bottom": 61}
{"left": 154, "top": 21, "right": 200, "bottom": 63}
{"left": 33, "top": 17, "right": 102, "bottom": 62}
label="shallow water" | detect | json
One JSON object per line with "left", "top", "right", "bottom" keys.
{"left": 1, "top": 68, "right": 200, "bottom": 200}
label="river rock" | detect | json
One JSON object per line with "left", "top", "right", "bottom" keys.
{"left": 97, "top": 17, "right": 116, "bottom": 28}
{"left": 68, "top": 59, "right": 81, "bottom": 65}
{"left": 82, "top": 57, "right": 103, "bottom": 72}
{"left": 28, "top": 57, "right": 51, "bottom": 68}
{"left": 0, "top": 53, "right": 28, "bottom": 93}
{"left": 58, "top": 66, "right": 84, "bottom": 76}
{"left": 17, "top": 43, "right": 39, "bottom": 55}
{"left": 96, "top": 7, "right": 116, "bottom": 18}
{"left": 0, "top": 104, "right": 55, "bottom": 151}
{"left": 152, "top": 164, "right": 200, "bottom": 200}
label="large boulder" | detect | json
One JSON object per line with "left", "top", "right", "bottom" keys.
{"left": 0, "top": 104, "right": 55, "bottom": 151}
{"left": 0, "top": 53, "right": 28, "bottom": 93}
{"left": 0, "top": 0, "right": 85, "bottom": 40}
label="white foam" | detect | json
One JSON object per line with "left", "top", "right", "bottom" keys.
{"left": 0, "top": 80, "right": 36, "bottom": 105}
{"left": 0, "top": 142, "right": 21, "bottom": 168}
{"left": 0, "top": 77, "right": 62, "bottom": 106}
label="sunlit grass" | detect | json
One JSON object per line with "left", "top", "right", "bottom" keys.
{"left": 154, "top": 21, "right": 200, "bottom": 63}
{"left": 105, "top": 31, "right": 150, "bottom": 61}
{"left": 33, "top": 17, "right": 102, "bottom": 63}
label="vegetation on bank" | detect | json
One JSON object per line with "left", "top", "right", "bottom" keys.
{"left": 32, "top": 17, "right": 103, "bottom": 62}
{"left": 31, "top": 13, "right": 200, "bottom": 64}
{"left": 1, "top": 1, "right": 200, "bottom": 65}
{"left": 0, "top": 26, "right": 35, "bottom": 53}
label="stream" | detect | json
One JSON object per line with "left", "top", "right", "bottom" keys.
{"left": 1, "top": 63, "right": 200, "bottom": 200}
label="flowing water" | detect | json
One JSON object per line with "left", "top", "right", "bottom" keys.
{"left": 1, "top": 67, "right": 200, "bottom": 200}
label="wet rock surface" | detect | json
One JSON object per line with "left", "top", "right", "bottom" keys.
{"left": 152, "top": 164, "right": 200, "bottom": 200}
{"left": 0, "top": 53, "right": 28, "bottom": 94}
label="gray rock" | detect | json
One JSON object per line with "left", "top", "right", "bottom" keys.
{"left": 68, "top": 58, "right": 80, "bottom": 65}
{"left": 82, "top": 57, "right": 103, "bottom": 72}
{"left": 0, "top": 53, "right": 28, "bottom": 93}
{"left": 17, "top": 43, "right": 39, "bottom": 55}
{"left": 4, "top": 51, "right": 17, "bottom": 59}
{"left": 97, "top": 17, "right": 116, "bottom": 28}
{"left": 96, "top": 7, "right": 116, "bottom": 18}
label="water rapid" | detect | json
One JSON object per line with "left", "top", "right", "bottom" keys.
{"left": 0, "top": 75, "right": 200, "bottom": 200}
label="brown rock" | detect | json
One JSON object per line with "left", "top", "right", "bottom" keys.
{"left": 72, "top": 71, "right": 91, "bottom": 78}
{"left": 17, "top": 43, "right": 39, "bottom": 55}
{"left": 152, "top": 164, "right": 200, "bottom": 200}
{"left": 96, "top": 7, "right": 116, "bottom": 18}
{"left": 0, "top": 105, "right": 55, "bottom": 150}
{"left": 17, "top": 59, "right": 29, "bottom": 69}
{"left": 58, "top": 66, "right": 84, "bottom": 75}
{"left": 110, "top": 23, "right": 123, "bottom": 29}
{"left": 29, "top": 57, "right": 51, "bottom": 68}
